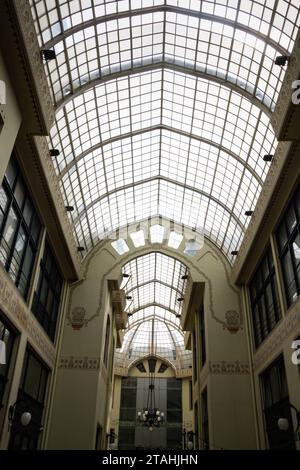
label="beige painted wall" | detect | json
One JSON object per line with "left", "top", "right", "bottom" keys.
{"left": 46, "top": 237, "right": 256, "bottom": 449}
{"left": 0, "top": 50, "right": 21, "bottom": 183}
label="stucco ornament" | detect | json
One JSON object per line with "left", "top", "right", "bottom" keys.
{"left": 68, "top": 306, "right": 88, "bottom": 330}
{"left": 224, "top": 310, "right": 242, "bottom": 333}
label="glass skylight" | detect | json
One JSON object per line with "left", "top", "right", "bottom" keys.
{"left": 29, "top": 1, "right": 300, "bottom": 262}
{"left": 168, "top": 231, "right": 183, "bottom": 249}
{"left": 150, "top": 225, "right": 165, "bottom": 244}
{"left": 123, "top": 252, "right": 188, "bottom": 315}
{"left": 111, "top": 238, "right": 129, "bottom": 255}
{"left": 130, "top": 230, "right": 145, "bottom": 248}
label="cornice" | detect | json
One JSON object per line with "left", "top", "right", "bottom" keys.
{"left": 232, "top": 140, "right": 296, "bottom": 283}
{"left": 271, "top": 28, "right": 300, "bottom": 139}
{"left": 32, "top": 135, "right": 81, "bottom": 275}
{"left": 3, "top": 0, "right": 55, "bottom": 133}
{"left": 253, "top": 299, "right": 300, "bottom": 372}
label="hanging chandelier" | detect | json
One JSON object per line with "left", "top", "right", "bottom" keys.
{"left": 137, "top": 373, "right": 164, "bottom": 431}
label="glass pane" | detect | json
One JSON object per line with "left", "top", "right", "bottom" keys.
{"left": 0, "top": 206, "right": 18, "bottom": 266}
{"left": 282, "top": 250, "right": 297, "bottom": 305}
{"left": 0, "top": 187, "right": 8, "bottom": 229}
{"left": 18, "top": 244, "right": 34, "bottom": 297}
{"left": 14, "top": 180, "right": 25, "bottom": 210}
{"left": 23, "top": 354, "right": 42, "bottom": 401}
{"left": 9, "top": 225, "right": 27, "bottom": 283}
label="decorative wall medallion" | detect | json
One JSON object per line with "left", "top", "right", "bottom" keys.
{"left": 68, "top": 306, "right": 88, "bottom": 330}
{"left": 224, "top": 310, "right": 242, "bottom": 333}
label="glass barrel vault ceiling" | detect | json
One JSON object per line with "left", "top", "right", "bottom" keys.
{"left": 116, "top": 252, "right": 191, "bottom": 368}
{"left": 29, "top": 0, "right": 300, "bottom": 261}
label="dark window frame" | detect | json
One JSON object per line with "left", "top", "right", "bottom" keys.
{"left": 199, "top": 307, "right": 206, "bottom": 368}
{"left": 8, "top": 347, "right": 50, "bottom": 450}
{"left": 0, "top": 157, "right": 41, "bottom": 299}
{"left": 201, "top": 387, "right": 209, "bottom": 450}
{"left": 260, "top": 355, "right": 295, "bottom": 450}
{"left": 31, "top": 240, "right": 63, "bottom": 342}
{"left": 249, "top": 246, "right": 281, "bottom": 348}
{"left": 276, "top": 182, "right": 300, "bottom": 307}
{"left": 103, "top": 316, "right": 111, "bottom": 368}
{"left": 0, "top": 315, "right": 17, "bottom": 409}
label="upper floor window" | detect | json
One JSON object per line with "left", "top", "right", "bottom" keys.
{"left": 0, "top": 158, "right": 41, "bottom": 299}
{"left": 103, "top": 317, "right": 110, "bottom": 368}
{"left": 31, "top": 241, "right": 63, "bottom": 342}
{"left": 276, "top": 182, "right": 300, "bottom": 307}
{"left": 260, "top": 355, "right": 295, "bottom": 450}
{"left": 8, "top": 348, "right": 49, "bottom": 450}
{"left": 249, "top": 247, "right": 281, "bottom": 348}
{"left": 0, "top": 316, "right": 16, "bottom": 411}
{"left": 199, "top": 307, "right": 206, "bottom": 368}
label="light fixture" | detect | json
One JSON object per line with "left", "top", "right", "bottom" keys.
{"left": 77, "top": 246, "right": 85, "bottom": 252}
{"left": 277, "top": 403, "right": 300, "bottom": 440}
{"left": 181, "top": 274, "right": 188, "bottom": 280}
{"left": 49, "top": 149, "right": 60, "bottom": 157}
{"left": 177, "top": 297, "right": 184, "bottom": 302}
{"left": 245, "top": 210, "right": 253, "bottom": 216}
{"left": 8, "top": 401, "right": 32, "bottom": 430}
{"left": 120, "top": 273, "right": 130, "bottom": 290}
{"left": 183, "top": 428, "right": 198, "bottom": 450}
{"left": 231, "top": 250, "right": 238, "bottom": 256}
{"left": 65, "top": 205, "right": 74, "bottom": 212}
{"left": 137, "top": 370, "right": 164, "bottom": 430}
{"left": 274, "top": 55, "right": 290, "bottom": 66}
{"left": 41, "top": 49, "right": 56, "bottom": 61}
{"left": 263, "top": 154, "right": 273, "bottom": 162}
{"left": 126, "top": 296, "right": 132, "bottom": 300}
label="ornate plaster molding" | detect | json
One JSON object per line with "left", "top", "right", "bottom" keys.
{"left": 59, "top": 356, "right": 100, "bottom": 370}
{"left": 114, "top": 367, "right": 128, "bottom": 377}
{"left": 9, "top": 0, "right": 55, "bottom": 133}
{"left": 0, "top": 265, "right": 55, "bottom": 367}
{"left": 271, "top": 29, "right": 300, "bottom": 138}
{"left": 253, "top": 301, "right": 300, "bottom": 372}
{"left": 176, "top": 368, "right": 193, "bottom": 378}
{"left": 209, "top": 360, "right": 250, "bottom": 375}
{"left": 32, "top": 135, "right": 81, "bottom": 275}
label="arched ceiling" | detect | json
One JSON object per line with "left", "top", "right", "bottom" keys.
{"left": 116, "top": 252, "right": 191, "bottom": 368}
{"left": 123, "top": 252, "right": 188, "bottom": 315}
{"left": 29, "top": 1, "right": 300, "bottom": 262}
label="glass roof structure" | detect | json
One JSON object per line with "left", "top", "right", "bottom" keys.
{"left": 29, "top": 1, "right": 300, "bottom": 262}
{"left": 115, "top": 252, "right": 191, "bottom": 368}
{"left": 123, "top": 252, "right": 188, "bottom": 315}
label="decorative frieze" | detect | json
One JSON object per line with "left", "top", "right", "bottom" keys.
{"left": 10, "top": 0, "right": 55, "bottom": 132}
{"left": 0, "top": 265, "right": 55, "bottom": 367}
{"left": 209, "top": 360, "right": 250, "bottom": 375}
{"left": 253, "top": 302, "right": 300, "bottom": 371}
{"left": 59, "top": 356, "right": 100, "bottom": 370}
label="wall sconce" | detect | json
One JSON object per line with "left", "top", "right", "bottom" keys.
{"left": 182, "top": 428, "right": 198, "bottom": 450}
{"left": 41, "top": 49, "right": 56, "bottom": 61}
{"left": 278, "top": 403, "right": 300, "bottom": 440}
{"left": 49, "top": 149, "right": 60, "bottom": 157}
{"left": 274, "top": 55, "right": 290, "bottom": 66}
{"left": 8, "top": 401, "right": 31, "bottom": 431}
